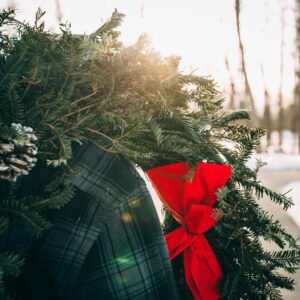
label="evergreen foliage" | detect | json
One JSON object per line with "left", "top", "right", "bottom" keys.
{"left": 0, "top": 8, "right": 299, "bottom": 299}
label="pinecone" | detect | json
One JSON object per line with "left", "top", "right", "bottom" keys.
{"left": 0, "top": 123, "right": 38, "bottom": 182}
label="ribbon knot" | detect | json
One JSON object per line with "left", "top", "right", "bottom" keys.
{"left": 147, "top": 162, "right": 231, "bottom": 300}
{"left": 184, "top": 203, "right": 218, "bottom": 235}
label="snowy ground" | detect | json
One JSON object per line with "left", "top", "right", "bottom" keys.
{"left": 258, "top": 169, "right": 300, "bottom": 300}
{"left": 248, "top": 153, "right": 300, "bottom": 171}
{"left": 251, "top": 132, "right": 300, "bottom": 299}
{"left": 282, "top": 181, "right": 300, "bottom": 227}
{"left": 260, "top": 130, "right": 299, "bottom": 155}
{"left": 249, "top": 153, "right": 300, "bottom": 229}
{"left": 240, "top": 151, "right": 300, "bottom": 299}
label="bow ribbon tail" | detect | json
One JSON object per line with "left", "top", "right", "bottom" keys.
{"left": 184, "top": 236, "right": 222, "bottom": 300}
{"left": 165, "top": 227, "right": 196, "bottom": 260}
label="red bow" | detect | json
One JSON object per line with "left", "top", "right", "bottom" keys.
{"left": 146, "top": 162, "right": 231, "bottom": 300}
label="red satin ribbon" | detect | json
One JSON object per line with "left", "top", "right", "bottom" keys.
{"left": 146, "top": 162, "right": 231, "bottom": 300}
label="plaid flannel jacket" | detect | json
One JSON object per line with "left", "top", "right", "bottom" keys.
{"left": 2, "top": 142, "right": 180, "bottom": 300}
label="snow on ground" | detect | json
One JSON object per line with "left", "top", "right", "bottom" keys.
{"left": 260, "top": 130, "right": 298, "bottom": 154}
{"left": 248, "top": 153, "right": 300, "bottom": 171}
{"left": 281, "top": 181, "right": 300, "bottom": 228}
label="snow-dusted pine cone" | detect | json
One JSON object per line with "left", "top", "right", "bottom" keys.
{"left": 0, "top": 123, "right": 38, "bottom": 182}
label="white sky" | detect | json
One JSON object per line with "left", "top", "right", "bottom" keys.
{"left": 0, "top": 0, "right": 297, "bottom": 114}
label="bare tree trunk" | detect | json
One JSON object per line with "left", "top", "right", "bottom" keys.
{"left": 55, "top": 0, "right": 63, "bottom": 23}
{"left": 296, "top": 0, "right": 300, "bottom": 153}
{"left": 261, "top": 65, "right": 272, "bottom": 151}
{"left": 140, "top": 0, "right": 144, "bottom": 18}
{"left": 278, "top": 8, "right": 285, "bottom": 151}
{"left": 225, "top": 57, "right": 236, "bottom": 110}
{"left": 235, "top": 0, "right": 258, "bottom": 124}
{"left": 264, "top": 90, "right": 272, "bottom": 150}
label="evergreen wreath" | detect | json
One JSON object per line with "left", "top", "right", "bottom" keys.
{"left": 0, "top": 8, "right": 299, "bottom": 299}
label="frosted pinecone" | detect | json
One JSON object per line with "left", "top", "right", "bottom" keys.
{"left": 0, "top": 123, "right": 38, "bottom": 182}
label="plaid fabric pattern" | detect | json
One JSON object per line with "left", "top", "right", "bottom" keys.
{"left": 2, "top": 142, "right": 180, "bottom": 300}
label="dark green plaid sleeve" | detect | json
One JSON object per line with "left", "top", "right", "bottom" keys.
{"left": 71, "top": 174, "right": 178, "bottom": 300}
{"left": 13, "top": 142, "right": 180, "bottom": 300}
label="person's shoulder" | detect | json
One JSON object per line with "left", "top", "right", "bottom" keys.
{"left": 70, "top": 140, "right": 139, "bottom": 197}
